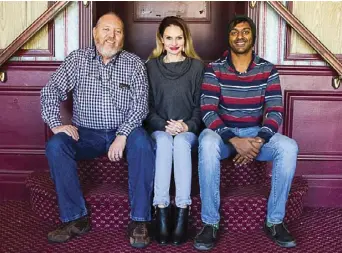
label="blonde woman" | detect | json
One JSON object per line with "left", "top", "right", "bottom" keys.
{"left": 145, "top": 16, "right": 204, "bottom": 245}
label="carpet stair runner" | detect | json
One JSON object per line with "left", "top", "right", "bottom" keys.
{"left": 26, "top": 156, "right": 308, "bottom": 233}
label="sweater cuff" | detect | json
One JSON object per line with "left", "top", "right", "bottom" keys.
{"left": 219, "top": 129, "right": 237, "bottom": 144}
{"left": 257, "top": 131, "right": 273, "bottom": 143}
{"left": 185, "top": 120, "right": 197, "bottom": 134}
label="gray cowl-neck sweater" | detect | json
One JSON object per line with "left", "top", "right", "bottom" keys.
{"left": 145, "top": 55, "right": 204, "bottom": 135}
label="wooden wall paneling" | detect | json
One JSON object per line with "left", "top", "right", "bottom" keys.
{"left": 0, "top": 1, "right": 48, "bottom": 48}
{"left": 0, "top": 64, "right": 72, "bottom": 202}
{"left": 0, "top": 87, "right": 47, "bottom": 201}
{"left": 302, "top": 174, "right": 342, "bottom": 207}
{"left": 0, "top": 1, "right": 55, "bottom": 57}
{"left": 1, "top": 62, "right": 61, "bottom": 87}
{"left": 0, "top": 89, "right": 46, "bottom": 150}
{"left": 281, "top": 81, "right": 342, "bottom": 207}
{"left": 0, "top": 2, "right": 78, "bottom": 202}
{"left": 284, "top": 90, "right": 342, "bottom": 159}
{"left": 285, "top": 1, "right": 342, "bottom": 61}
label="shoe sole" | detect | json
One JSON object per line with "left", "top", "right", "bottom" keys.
{"left": 173, "top": 241, "right": 187, "bottom": 246}
{"left": 274, "top": 240, "right": 296, "bottom": 248}
{"left": 48, "top": 225, "right": 91, "bottom": 244}
{"left": 130, "top": 237, "right": 150, "bottom": 249}
{"left": 130, "top": 242, "right": 149, "bottom": 249}
{"left": 193, "top": 242, "right": 214, "bottom": 251}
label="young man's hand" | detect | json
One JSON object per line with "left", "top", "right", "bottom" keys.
{"left": 229, "top": 137, "right": 260, "bottom": 158}
{"left": 231, "top": 137, "right": 264, "bottom": 166}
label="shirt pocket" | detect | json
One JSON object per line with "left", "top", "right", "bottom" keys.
{"left": 76, "top": 74, "right": 101, "bottom": 105}
{"left": 109, "top": 78, "right": 133, "bottom": 113}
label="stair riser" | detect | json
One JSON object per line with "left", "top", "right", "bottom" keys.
{"left": 77, "top": 159, "right": 268, "bottom": 188}
{"left": 29, "top": 189, "right": 306, "bottom": 232}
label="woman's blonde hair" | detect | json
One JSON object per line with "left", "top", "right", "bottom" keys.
{"left": 148, "top": 16, "right": 201, "bottom": 60}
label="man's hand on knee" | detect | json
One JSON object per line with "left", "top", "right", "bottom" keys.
{"left": 230, "top": 137, "right": 265, "bottom": 166}
{"left": 51, "top": 125, "right": 79, "bottom": 141}
{"left": 108, "top": 135, "right": 127, "bottom": 161}
{"left": 229, "top": 137, "right": 259, "bottom": 158}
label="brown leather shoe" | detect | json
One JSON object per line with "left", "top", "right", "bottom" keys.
{"left": 47, "top": 216, "right": 91, "bottom": 243}
{"left": 128, "top": 221, "right": 151, "bottom": 248}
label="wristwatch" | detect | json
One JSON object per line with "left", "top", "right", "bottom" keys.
{"left": 116, "top": 132, "right": 126, "bottom": 137}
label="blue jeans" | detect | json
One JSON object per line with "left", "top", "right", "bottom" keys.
{"left": 45, "top": 126, "right": 155, "bottom": 223}
{"left": 151, "top": 131, "right": 198, "bottom": 207}
{"left": 198, "top": 127, "right": 298, "bottom": 225}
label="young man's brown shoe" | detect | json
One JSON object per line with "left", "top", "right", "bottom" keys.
{"left": 47, "top": 216, "right": 91, "bottom": 243}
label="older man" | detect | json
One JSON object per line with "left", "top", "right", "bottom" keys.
{"left": 41, "top": 12, "right": 155, "bottom": 248}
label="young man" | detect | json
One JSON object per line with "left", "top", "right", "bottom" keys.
{"left": 41, "top": 12, "right": 155, "bottom": 249}
{"left": 193, "top": 16, "right": 298, "bottom": 251}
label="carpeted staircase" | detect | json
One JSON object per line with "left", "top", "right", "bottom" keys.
{"left": 4, "top": 157, "right": 342, "bottom": 252}
{"left": 25, "top": 156, "right": 308, "bottom": 236}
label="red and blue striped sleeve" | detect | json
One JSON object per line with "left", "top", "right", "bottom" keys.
{"left": 257, "top": 67, "right": 284, "bottom": 143}
{"left": 201, "top": 63, "right": 236, "bottom": 143}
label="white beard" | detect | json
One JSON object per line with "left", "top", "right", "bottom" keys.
{"left": 98, "top": 46, "right": 119, "bottom": 58}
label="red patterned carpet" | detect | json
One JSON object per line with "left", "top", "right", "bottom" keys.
{"left": 1, "top": 201, "right": 342, "bottom": 253}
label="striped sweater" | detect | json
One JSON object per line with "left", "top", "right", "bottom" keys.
{"left": 201, "top": 50, "right": 283, "bottom": 143}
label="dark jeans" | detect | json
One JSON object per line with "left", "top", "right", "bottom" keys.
{"left": 45, "top": 126, "right": 155, "bottom": 223}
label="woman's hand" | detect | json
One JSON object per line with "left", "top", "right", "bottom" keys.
{"left": 165, "top": 119, "right": 188, "bottom": 135}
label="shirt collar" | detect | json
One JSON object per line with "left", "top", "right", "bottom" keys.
{"left": 225, "top": 49, "right": 257, "bottom": 74}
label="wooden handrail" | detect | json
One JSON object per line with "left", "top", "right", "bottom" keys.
{"left": 0, "top": 1, "right": 70, "bottom": 68}
{"left": 267, "top": 1, "right": 342, "bottom": 89}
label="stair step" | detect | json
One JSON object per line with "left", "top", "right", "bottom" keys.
{"left": 26, "top": 173, "right": 130, "bottom": 230}
{"left": 26, "top": 172, "right": 307, "bottom": 232}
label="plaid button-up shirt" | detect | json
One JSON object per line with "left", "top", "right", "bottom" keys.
{"left": 41, "top": 47, "right": 149, "bottom": 136}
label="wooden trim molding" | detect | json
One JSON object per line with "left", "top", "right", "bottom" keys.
{"left": 0, "top": 61, "right": 61, "bottom": 86}
{"left": 79, "top": 1, "right": 93, "bottom": 48}
{"left": 0, "top": 1, "right": 70, "bottom": 68}
{"left": 267, "top": 1, "right": 342, "bottom": 87}
{"left": 285, "top": 2, "right": 342, "bottom": 62}
{"left": 248, "top": 0, "right": 260, "bottom": 55}
{"left": 3, "top": 61, "right": 62, "bottom": 71}
{"left": 276, "top": 65, "right": 338, "bottom": 76}
{"left": 0, "top": 149, "right": 45, "bottom": 155}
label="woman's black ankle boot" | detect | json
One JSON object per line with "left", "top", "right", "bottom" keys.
{"left": 155, "top": 206, "right": 171, "bottom": 244}
{"left": 172, "top": 206, "right": 189, "bottom": 245}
